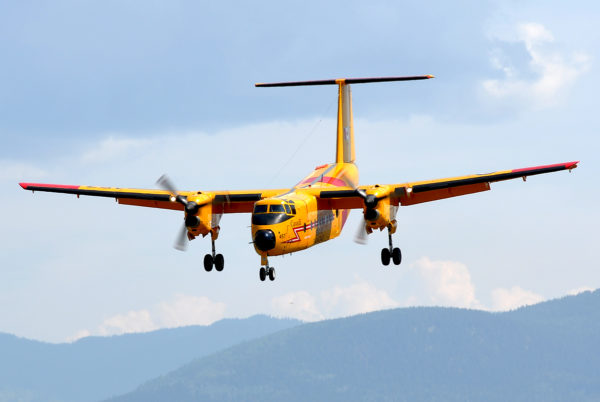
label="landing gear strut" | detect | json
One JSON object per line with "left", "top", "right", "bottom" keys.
{"left": 381, "top": 229, "right": 401, "bottom": 266}
{"left": 204, "top": 236, "right": 224, "bottom": 272}
{"left": 259, "top": 255, "right": 276, "bottom": 282}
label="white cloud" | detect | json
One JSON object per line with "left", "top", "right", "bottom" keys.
{"left": 71, "top": 294, "right": 226, "bottom": 339}
{"left": 271, "top": 281, "right": 398, "bottom": 322}
{"left": 490, "top": 286, "right": 544, "bottom": 311}
{"left": 320, "top": 282, "right": 399, "bottom": 316}
{"left": 98, "top": 309, "right": 155, "bottom": 336}
{"left": 271, "top": 291, "right": 323, "bottom": 322}
{"left": 483, "top": 22, "right": 590, "bottom": 108}
{"left": 66, "top": 329, "right": 91, "bottom": 343}
{"left": 567, "top": 286, "right": 594, "bottom": 296}
{"left": 411, "top": 257, "right": 480, "bottom": 308}
{"left": 156, "top": 294, "right": 226, "bottom": 327}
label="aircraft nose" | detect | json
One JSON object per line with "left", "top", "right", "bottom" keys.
{"left": 254, "top": 229, "right": 276, "bottom": 251}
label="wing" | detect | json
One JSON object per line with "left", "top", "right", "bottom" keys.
{"left": 394, "top": 161, "right": 579, "bottom": 206}
{"left": 310, "top": 161, "right": 579, "bottom": 209}
{"left": 18, "top": 183, "right": 288, "bottom": 213}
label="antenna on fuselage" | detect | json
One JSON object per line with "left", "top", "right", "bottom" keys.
{"left": 256, "top": 75, "right": 434, "bottom": 164}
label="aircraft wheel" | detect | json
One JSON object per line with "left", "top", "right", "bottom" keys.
{"left": 259, "top": 267, "right": 266, "bottom": 281}
{"left": 268, "top": 267, "right": 276, "bottom": 281}
{"left": 203, "top": 254, "right": 214, "bottom": 272}
{"left": 381, "top": 248, "right": 391, "bottom": 266}
{"left": 214, "top": 254, "right": 224, "bottom": 271}
{"left": 392, "top": 248, "right": 402, "bottom": 265}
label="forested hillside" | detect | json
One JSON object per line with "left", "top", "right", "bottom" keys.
{"left": 0, "top": 315, "right": 300, "bottom": 402}
{"left": 111, "top": 290, "right": 600, "bottom": 402}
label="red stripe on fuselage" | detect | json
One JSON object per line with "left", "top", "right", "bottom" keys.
{"left": 321, "top": 176, "right": 347, "bottom": 187}
{"left": 298, "top": 176, "right": 349, "bottom": 188}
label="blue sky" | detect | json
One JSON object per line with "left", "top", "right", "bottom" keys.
{"left": 1, "top": 0, "right": 598, "bottom": 342}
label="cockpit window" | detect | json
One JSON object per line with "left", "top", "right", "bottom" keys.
{"left": 284, "top": 204, "right": 291, "bottom": 214}
{"left": 290, "top": 205, "right": 297, "bottom": 214}
{"left": 252, "top": 213, "right": 292, "bottom": 225}
{"left": 254, "top": 204, "right": 268, "bottom": 214}
{"left": 269, "top": 204, "right": 285, "bottom": 213}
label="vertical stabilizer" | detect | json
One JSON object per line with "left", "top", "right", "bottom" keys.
{"left": 336, "top": 82, "right": 355, "bottom": 164}
{"left": 255, "top": 75, "right": 434, "bottom": 166}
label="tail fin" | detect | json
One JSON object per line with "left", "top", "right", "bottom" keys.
{"left": 256, "top": 75, "right": 434, "bottom": 164}
{"left": 336, "top": 81, "right": 355, "bottom": 163}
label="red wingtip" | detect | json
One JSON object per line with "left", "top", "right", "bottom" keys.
{"left": 566, "top": 161, "right": 579, "bottom": 169}
{"left": 18, "top": 182, "right": 80, "bottom": 190}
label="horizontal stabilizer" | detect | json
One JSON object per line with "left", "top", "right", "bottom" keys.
{"left": 255, "top": 75, "right": 434, "bottom": 87}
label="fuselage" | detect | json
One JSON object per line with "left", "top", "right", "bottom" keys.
{"left": 251, "top": 162, "right": 358, "bottom": 257}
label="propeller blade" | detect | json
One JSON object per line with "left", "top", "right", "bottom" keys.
{"left": 157, "top": 174, "right": 189, "bottom": 206}
{"left": 156, "top": 174, "right": 179, "bottom": 195}
{"left": 174, "top": 223, "right": 188, "bottom": 251}
{"left": 354, "top": 220, "right": 369, "bottom": 245}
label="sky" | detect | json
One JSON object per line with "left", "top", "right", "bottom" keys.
{"left": 1, "top": 0, "right": 598, "bottom": 342}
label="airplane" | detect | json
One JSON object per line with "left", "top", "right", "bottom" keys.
{"left": 19, "top": 76, "right": 579, "bottom": 282}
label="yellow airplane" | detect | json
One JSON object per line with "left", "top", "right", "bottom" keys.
{"left": 19, "top": 76, "right": 578, "bottom": 282}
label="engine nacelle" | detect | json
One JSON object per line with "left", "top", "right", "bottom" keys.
{"left": 362, "top": 185, "right": 397, "bottom": 233}
{"left": 185, "top": 194, "right": 219, "bottom": 239}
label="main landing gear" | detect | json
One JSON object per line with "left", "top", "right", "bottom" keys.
{"left": 203, "top": 236, "right": 224, "bottom": 272}
{"left": 259, "top": 255, "right": 276, "bottom": 282}
{"left": 381, "top": 230, "right": 401, "bottom": 266}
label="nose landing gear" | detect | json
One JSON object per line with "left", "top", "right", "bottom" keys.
{"left": 259, "top": 255, "right": 276, "bottom": 282}
{"left": 381, "top": 229, "right": 401, "bottom": 266}
{"left": 203, "top": 230, "right": 225, "bottom": 272}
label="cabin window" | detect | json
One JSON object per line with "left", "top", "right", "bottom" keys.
{"left": 270, "top": 204, "right": 285, "bottom": 213}
{"left": 284, "top": 204, "right": 291, "bottom": 214}
{"left": 254, "top": 204, "right": 268, "bottom": 214}
{"left": 291, "top": 205, "right": 297, "bottom": 215}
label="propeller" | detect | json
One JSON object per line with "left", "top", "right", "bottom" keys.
{"left": 156, "top": 174, "right": 201, "bottom": 215}
{"left": 337, "top": 171, "right": 384, "bottom": 245}
{"left": 174, "top": 223, "right": 189, "bottom": 251}
{"left": 156, "top": 174, "right": 201, "bottom": 251}
{"left": 352, "top": 187, "right": 386, "bottom": 245}
{"left": 354, "top": 219, "right": 369, "bottom": 245}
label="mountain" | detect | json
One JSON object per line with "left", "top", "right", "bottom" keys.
{"left": 0, "top": 315, "right": 300, "bottom": 402}
{"left": 110, "top": 290, "right": 600, "bottom": 402}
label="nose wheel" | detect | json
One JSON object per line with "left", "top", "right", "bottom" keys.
{"left": 204, "top": 236, "right": 225, "bottom": 272}
{"left": 381, "top": 231, "right": 401, "bottom": 266}
{"left": 259, "top": 256, "right": 276, "bottom": 281}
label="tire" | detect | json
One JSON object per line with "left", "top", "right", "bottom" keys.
{"left": 259, "top": 267, "right": 266, "bottom": 281}
{"left": 214, "top": 254, "right": 224, "bottom": 271}
{"left": 381, "top": 248, "right": 391, "bottom": 266}
{"left": 203, "top": 254, "right": 213, "bottom": 271}
{"left": 392, "top": 248, "right": 402, "bottom": 265}
{"left": 268, "top": 267, "right": 276, "bottom": 281}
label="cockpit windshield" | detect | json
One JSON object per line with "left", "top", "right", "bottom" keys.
{"left": 252, "top": 213, "right": 291, "bottom": 225}
{"left": 252, "top": 201, "right": 294, "bottom": 225}
{"left": 269, "top": 204, "right": 285, "bottom": 213}
{"left": 253, "top": 204, "right": 268, "bottom": 214}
